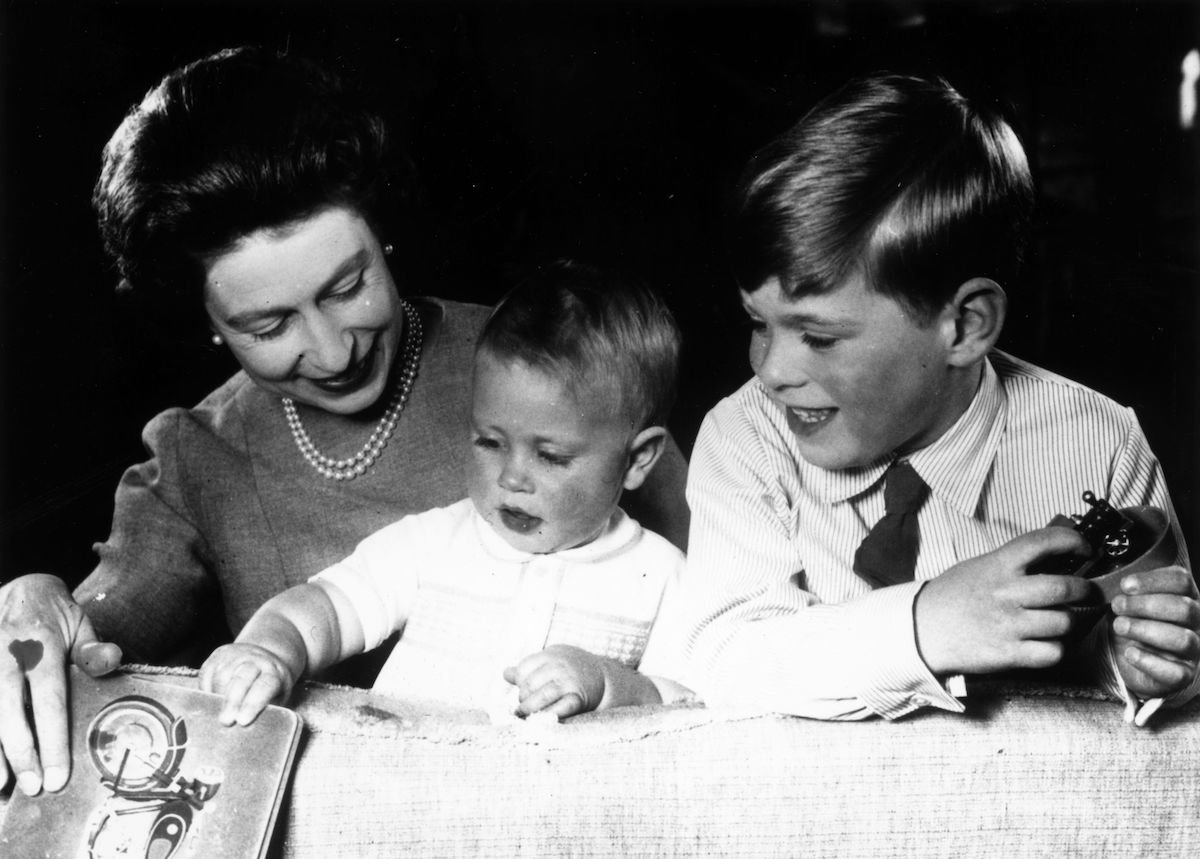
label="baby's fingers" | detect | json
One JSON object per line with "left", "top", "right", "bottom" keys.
{"left": 216, "top": 662, "right": 265, "bottom": 726}
{"left": 520, "top": 679, "right": 584, "bottom": 719}
{"left": 515, "top": 665, "right": 578, "bottom": 716}
{"left": 505, "top": 651, "right": 552, "bottom": 689}
{"left": 542, "top": 693, "right": 585, "bottom": 720}
{"left": 232, "top": 675, "right": 283, "bottom": 726}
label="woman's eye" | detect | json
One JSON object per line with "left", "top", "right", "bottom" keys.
{"left": 328, "top": 273, "right": 366, "bottom": 302}
{"left": 249, "top": 318, "right": 291, "bottom": 341}
{"left": 801, "top": 332, "right": 838, "bottom": 351}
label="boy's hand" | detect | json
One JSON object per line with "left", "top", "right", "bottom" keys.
{"left": 199, "top": 643, "right": 297, "bottom": 727}
{"left": 915, "top": 527, "right": 1095, "bottom": 676}
{"left": 503, "top": 644, "right": 606, "bottom": 719}
{"left": 1110, "top": 566, "right": 1200, "bottom": 699}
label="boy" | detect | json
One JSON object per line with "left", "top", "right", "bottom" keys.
{"left": 681, "top": 73, "right": 1200, "bottom": 725}
{"left": 201, "top": 262, "right": 691, "bottom": 723}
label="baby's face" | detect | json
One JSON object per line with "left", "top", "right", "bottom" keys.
{"left": 468, "top": 350, "right": 634, "bottom": 554}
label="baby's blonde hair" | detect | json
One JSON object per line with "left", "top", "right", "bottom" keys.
{"left": 478, "top": 260, "right": 681, "bottom": 430}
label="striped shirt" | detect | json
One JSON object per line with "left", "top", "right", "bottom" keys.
{"left": 314, "top": 499, "right": 687, "bottom": 711}
{"left": 682, "top": 351, "right": 1195, "bottom": 721}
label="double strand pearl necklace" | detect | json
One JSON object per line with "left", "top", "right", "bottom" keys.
{"left": 282, "top": 300, "right": 423, "bottom": 480}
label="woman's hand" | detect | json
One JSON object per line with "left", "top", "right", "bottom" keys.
{"left": 199, "top": 643, "right": 298, "bottom": 727}
{"left": 0, "top": 574, "right": 122, "bottom": 795}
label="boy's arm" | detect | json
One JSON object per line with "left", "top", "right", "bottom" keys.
{"left": 200, "top": 580, "right": 362, "bottom": 725}
{"left": 682, "top": 406, "right": 956, "bottom": 719}
{"left": 682, "top": 403, "right": 1094, "bottom": 720}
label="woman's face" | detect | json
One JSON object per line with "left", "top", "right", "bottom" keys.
{"left": 204, "top": 206, "right": 405, "bottom": 415}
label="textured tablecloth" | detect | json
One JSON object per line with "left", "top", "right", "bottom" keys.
{"left": 4, "top": 669, "right": 1198, "bottom": 857}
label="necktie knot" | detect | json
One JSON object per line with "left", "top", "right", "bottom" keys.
{"left": 852, "top": 459, "right": 929, "bottom": 589}
{"left": 883, "top": 460, "right": 929, "bottom": 513}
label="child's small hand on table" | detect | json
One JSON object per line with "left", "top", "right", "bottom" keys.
{"left": 199, "top": 643, "right": 297, "bottom": 727}
{"left": 1110, "top": 566, "right": 1200, "bottom": 700}
{"left": 503, "top": 644, "right": 606, "bottom": 719}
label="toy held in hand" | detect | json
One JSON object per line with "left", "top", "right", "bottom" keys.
{"left": 1039, "top": 491, "right": 1176, "bottom": 603}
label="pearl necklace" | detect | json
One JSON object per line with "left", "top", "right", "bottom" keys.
{"left": 282, "top": 301, "right": 423, "bottom": 480}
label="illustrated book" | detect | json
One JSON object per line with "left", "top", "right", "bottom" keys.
{"left": 0, "top": 667, "right": 302, "bottom": 859}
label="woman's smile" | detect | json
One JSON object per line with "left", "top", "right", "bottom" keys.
{"left": 307, "top": 337, "right": 378, "bottom": 393}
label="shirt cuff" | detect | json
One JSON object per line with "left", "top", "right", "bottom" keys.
{"left": 855, "top": 582, "right": 966, "bottom": 719}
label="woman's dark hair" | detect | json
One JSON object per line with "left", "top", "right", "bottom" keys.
{"left": 731, "top": 73, "right": 1034, "bottom": 321}
{"left": 479, "top": 260, "right": 681, "bottom": 430}
{"left": 94, "top": 46, "right": 410, "bottom": 331}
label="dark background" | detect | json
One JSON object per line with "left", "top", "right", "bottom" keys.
{"left": 2, "top": 0, "right": 1198, "bottom": 585}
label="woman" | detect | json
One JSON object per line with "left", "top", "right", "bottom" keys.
{"left": 0, "top": 46, "right": 688, "bottom": 797}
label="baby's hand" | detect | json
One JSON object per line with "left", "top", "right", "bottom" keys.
{"left": 199, "top": 643, "right": 296, "bottom": 727}
{"left": 1110, "top": 566, "right": 1200, "bottom": 699}
{"left": 503, "top": 644, "right": 606, "bottom": 719}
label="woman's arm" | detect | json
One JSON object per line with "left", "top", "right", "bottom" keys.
{"left": 76, "top": 409, "right": 224, "bottom": 663}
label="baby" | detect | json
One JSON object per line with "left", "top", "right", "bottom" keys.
{"left": 201, "top": 261, "right": 691, "bottom": 723}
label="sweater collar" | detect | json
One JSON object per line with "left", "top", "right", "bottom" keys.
{"left": 471, "top": 505, "right": 642, "bottom": 563}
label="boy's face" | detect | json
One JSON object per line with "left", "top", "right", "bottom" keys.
{"left": 468, "top": 349, "right": 635, "bottom": 554}
{"left": 741, "top": 272, "right": 962, "bottom": 471}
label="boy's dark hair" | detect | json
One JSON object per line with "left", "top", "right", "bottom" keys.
{"left": 478, "top": 260, "right": 681, "bottom": 430}
{"left": 94, "top": 46, "right": 410, "bottom": 330}
{"left": 731, "top": 73, "right": 1034, "bottom": 320}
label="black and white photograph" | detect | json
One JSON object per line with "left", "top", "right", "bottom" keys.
{"left": 2, "top": 1, "right": 1199, "bottom": 855}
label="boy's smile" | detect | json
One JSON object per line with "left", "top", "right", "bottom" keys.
{"left": 467, "top": 350, "right": 636, "bottom": 554}
{"left": 742, "top": 273, "right": 978, "bottom": 471}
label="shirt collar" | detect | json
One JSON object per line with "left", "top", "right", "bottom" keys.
{"left": 471, "top": 505, "right": 641, "bottom": 563}
{"left": 769, "top": 355, "right": 1008, "bottom": 514}
{"left": 907, "top": 355, "right": 1008, "bottom": 518}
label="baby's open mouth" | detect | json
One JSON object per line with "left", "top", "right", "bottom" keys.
{"left": 499, "top": 506, "right": 543, "bottom": 534}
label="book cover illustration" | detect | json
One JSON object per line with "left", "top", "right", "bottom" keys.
{"left": 0, "top": 668, "right": 302, "bottom": 859}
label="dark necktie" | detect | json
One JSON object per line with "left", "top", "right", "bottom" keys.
{"left": 852, "top": 460, "right": 930, "bottom": 589}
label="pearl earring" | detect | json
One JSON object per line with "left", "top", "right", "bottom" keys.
{"left": 211, "top": 333, "right": 224, "bottom": 346}
{"left": 383, "top": 243, "right": 394, "bottom": 256}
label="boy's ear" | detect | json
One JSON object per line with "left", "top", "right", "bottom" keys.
{"left": 943, "top": 277, "right": 1006, "bottom": 368}
{"left": 622, "top": 426, "right": 669, "bottom": 491}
